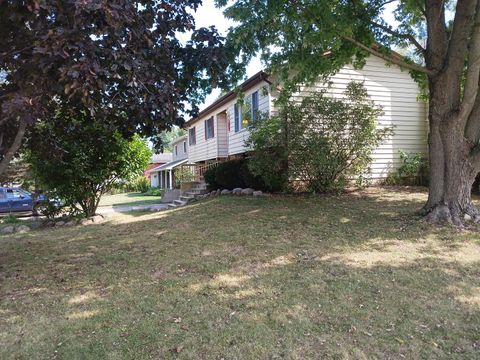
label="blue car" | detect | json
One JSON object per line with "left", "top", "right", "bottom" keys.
{"left": 0, "top": 187, "right": 47, "bottom": 215}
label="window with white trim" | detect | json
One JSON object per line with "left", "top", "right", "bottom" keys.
{"left": 234, "top": 91, "right": 259, "bottom": 132}
{"left": 189, "top": 127, "right": 196, "bottom": 145}
{"left": 205, "top": 117, "right": 214, "bottom": 139}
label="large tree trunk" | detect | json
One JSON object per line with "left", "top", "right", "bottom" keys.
{"left": 424, "top": 78, "right": 480, "bottom": 225}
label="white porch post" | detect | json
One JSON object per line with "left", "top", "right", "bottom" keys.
{"left": 159, "top": 171, "right": 163, "bottom": 188}
{"left": 169, "top": 170, "right": 173, "bottom": 190}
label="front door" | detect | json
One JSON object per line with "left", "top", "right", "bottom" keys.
{"left": 6, "top": 188, "right": 33, "bottom": 212}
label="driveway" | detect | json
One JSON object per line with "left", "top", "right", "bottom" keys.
{"left": 97, "top": 203, "right": 168, "bottom": 214}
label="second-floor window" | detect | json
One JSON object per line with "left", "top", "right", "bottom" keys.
{"left": 174, "top": 145, "right": 178, "bottom": 156}
{"left": 205, "top": 117, "right": 214, "bottom": 139}
{"left": 189, "top": 127, "right": 196, "bottom": 145}
{"left": 183, "top": 141, "right": 187, "bottom": 153}
{"left": 235, "top": 91, "right": 259, "bottom": 132}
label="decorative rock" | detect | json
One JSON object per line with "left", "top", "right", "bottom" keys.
{"left": 253, "top": 190, "right": 263, "bottom": 197}
{"left": 1, "top": 226, "right": 15, "bottom": 235}
{"left": 65, "top": 220, "right": 77, "bottom": 227}
{"left": 232, "top": 188, "right": 242, "bottom": 195}
{"left": 55, "top": 221, "right": 65, "bottom": 227}
{"left": 79, "top": 218, "right": 93, "bottom": 226}
{"left": 210, "top": 190, "right": 217, "bottom": 197}
{"left": 464, "top": 213, "right": 473, "bottom": 222}
{"left": 241, "top": 188, "right": 254, "bottom": 196}
{"left": 91, "top": 215, "right": 104, "bottom": 223}
{"left": 216, "top": 189, "right": 221, "bottom": 196}
{"left": 221, "top": 189, "right": 231, "bottom": 195}
{"left": 16, "top": 225, "right": 31, "bottom": 233}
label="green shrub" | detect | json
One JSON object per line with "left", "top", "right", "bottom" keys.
{"left": 386, "top": 150, "right": 428, "bottom": 186}
{"left": 247, "top": 81, "right": 392, "bottom": 193}
{"left": 1, "top": 214, "right": 21, "bottom": 225}
{"left": 128, "top": 176, "right": 150, "bottom": 193}
{"left": 204, "top": 167, "right": 220, "bottom": 190}
{"left": 204, "top": 159, "right": 270, "bottom": 191}
{"left": 145, "top": 187, "right": 164, "bottom": 196}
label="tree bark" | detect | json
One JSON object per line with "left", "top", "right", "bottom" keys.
{"left": 424, "top": 76, "right": 480, "bottom": 225}
{"left": 0, "top": 119, "right": 27, "bottom": 177}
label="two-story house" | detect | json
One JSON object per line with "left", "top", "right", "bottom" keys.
{"left": 184, "top": 54, "right": 427, "bottom": 181}
{"left": 151, "top": 54, "right": 428, "bottom": 193}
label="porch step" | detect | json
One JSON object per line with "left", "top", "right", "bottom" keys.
{"left": 168, "top": 199, "right": 187, "bottom": 208}
{"left": 180, "top": 195, "right": 195, "bottom": 202}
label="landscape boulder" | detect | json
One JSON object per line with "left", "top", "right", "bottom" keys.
{"left": 241, "top": 188, "right": 254, "bottom": 196}
{"left": 79, "top": 218, "right": 94, "bottom": 226}
{"left": 232, "top": 188, "right": 242, "bottom": 195}
{"left": 1, "top": 226, "right": 15, "bottom": 235}
{"left": 91, "top": 215, "right": 105, "bottom": 223}
{"left": 55, "top": 221, "right": 65, "bottom": 227}
{"left": 253, "top": 191, "right": 263, "bottom": 197}
{"left": 221, "top": 189, "right": 231, "bottom": 195}
{"left": 16, "top": 225, "right": 31, "bottom": 233}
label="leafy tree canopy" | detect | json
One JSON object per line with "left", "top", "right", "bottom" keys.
{"left": 0, "top": 0, "right": 239, "bottom": 174}
{"left": 25, "top": 105, "right": 152, "bottom": 217}
{"left": 156, "top": 126, "right": 187, "bottom": 153}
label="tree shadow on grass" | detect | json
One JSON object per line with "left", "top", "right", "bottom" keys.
{"left": 1, "top": 189, "right": 480, "bottom": 359}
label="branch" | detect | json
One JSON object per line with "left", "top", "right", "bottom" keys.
{"left": 0, "top": 119, "right": 27, "bottom": 177}
{"left": 370, "top": 21, "right": 425, "bottom": 54}
{"left": 342, "top": 36, "right": 434, "bottom": 75}
{"left": 460, "top": 1, "right": 480, "bottom": 125}
{"left": 445, "top": 0, "right": 477, "bottom": 99}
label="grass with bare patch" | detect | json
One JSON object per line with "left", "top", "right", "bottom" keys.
{"left": 98, "top": 192, "right": 162, "bottom": 208}
{"left": 1, "top": 187, "right": 479, "bottom": 359}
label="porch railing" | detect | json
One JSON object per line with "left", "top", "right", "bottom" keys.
{"left": 177, "top": 161, "right": 222, "bottom": 183}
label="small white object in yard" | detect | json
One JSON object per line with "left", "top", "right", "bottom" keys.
{"left": 221, "top": 189, "right": 231, "bottom": 195}
{"left": 79, "top": 218, "right": 93, "bottom": 226}
{"left": 241, "top": 188, "right": 254, "bottom": 196}
{"left": 55, "top": 221, "right": 65, "bottom": 227}
{"left": 464, "top": 214, "right": 472, "bottom": 222}
{"left": 253, "top": 190, "right": 263, "bottom": 197}
{"left": 232, "top": 188, "right": 242, "bottom": 195}
{"left": 91, "top": 215, "right": 104, "bottom": 223}
{"left": 16, "top": 225, "right": 31, "bottom": 233}
{"left": 1, "top": 226, "right": 15, "bottom": 235}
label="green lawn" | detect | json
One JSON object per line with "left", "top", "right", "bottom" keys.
{"left": 1, "top": 187, "right": 479, "bottom": 359}
{"left": 98, "top": 192, "right": 162, "bottom": 208}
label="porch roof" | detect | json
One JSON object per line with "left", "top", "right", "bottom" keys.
{"left": 149, "top": 158, "right": 189, "bottom": 172}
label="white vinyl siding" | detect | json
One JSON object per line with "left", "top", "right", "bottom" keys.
{"left": 293, "top": 56, "right": 427, "bottom": 179}
{"left": 228, "top": 83, "right": 271, "bottom": 155}
{"left": 187, "top": 115, "right": 221, "bottom": 163}
{"left": 187, "top": 80, "right": 271, "bottom": 162}
{"left": 171, "top": 136, "right": 188, "bottom": 161}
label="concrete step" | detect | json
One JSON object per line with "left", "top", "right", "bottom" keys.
{"left": 180, "top": 195, "right": 195, "bottom": 202}
{"left": 187, "top": 188, "right": 206, "bottom": 194}
{"left": 174, "top": 199, "right": 187, "bottom": 206}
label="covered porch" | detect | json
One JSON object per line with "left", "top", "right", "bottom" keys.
{"left": 149, "top": 158, "right": 189, "bottom": 190}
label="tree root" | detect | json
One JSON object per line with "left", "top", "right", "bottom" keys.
{"left": 425, "top": 203, "right": 480, "bottom": 227}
